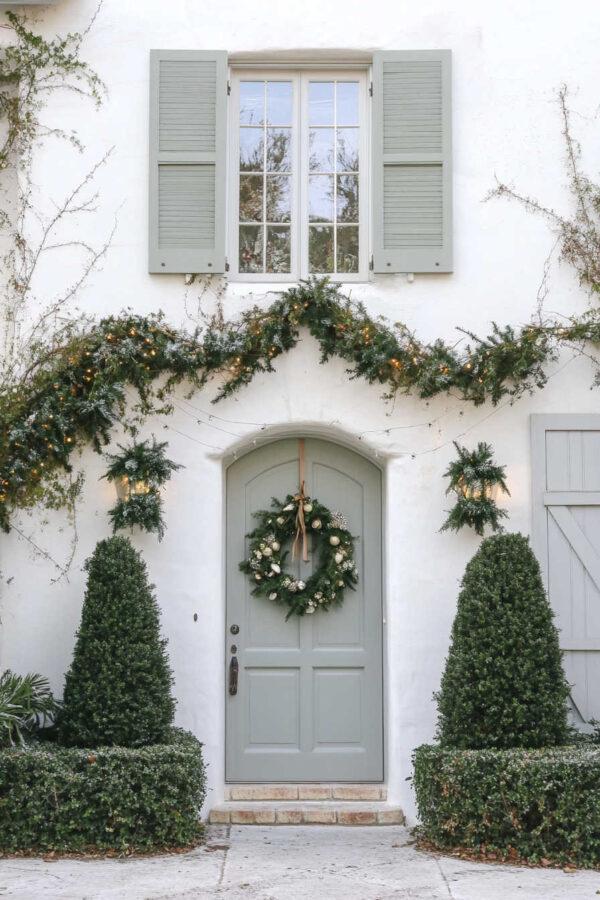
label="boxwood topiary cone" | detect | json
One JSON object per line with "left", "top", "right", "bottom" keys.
{"left": 60, "top": 536, "right": 175, "bottom": 747}
{"left": 436, "top": 532, "right": 569, "bottom": 749}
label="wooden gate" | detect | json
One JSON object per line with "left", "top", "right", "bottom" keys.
{"left": 532, "top": 414, "right": 600, "bottom": 725}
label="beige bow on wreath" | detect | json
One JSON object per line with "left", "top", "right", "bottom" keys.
{"left": 291, "top": 439, "right": 309, "bottom": 562}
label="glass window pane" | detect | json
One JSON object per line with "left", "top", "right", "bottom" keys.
{"left": 309, "top": 128, "right": 334, "bottom": 172}
{"left": 309, "top": 225, "right": 334, "bottom": 273}
{"left": 337, "top": 128, "right": 359, "bottom": 172}
{"left": 266, "top": 176, "right": 291, "bottom": 223}
{"left": 240, "top": 128, "right": 264, "bottom": 172}
{"left": 240, "top": 82, "right": 264, "bottom": 126}
{"left": 239, "top": 175, "right": 263, "bottom": 222}
{"left": 267, "top": 81, "right": 293, "bottom": 125}
{"left": 239, "top": 225, "right": 263, "bottom": 273}
{"left": 266, "top": 128, "right": 291, "bottom": 172}
{"left": 337, "top": 226, "right": 359, "bottom": 273}
{"left": 309, "top": 175, "right": 334, "bottom": 223}
{"left": 266, "top": 225, "right": 291, "bottom": 273}
{"left": 336, "top": 82, "right": 359, "bottom": 126}
{"left": 309, "top": 82, "right": 334, "bottom": 126}
{"left": 336, "top": 174, "right": 359, "bottom": 223}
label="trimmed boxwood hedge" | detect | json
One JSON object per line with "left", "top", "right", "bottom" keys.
{"left": 0, "top": 729, "right": 205, "bottom": 853}
{"left": 413, "top": 743, "right": 600, "bottom": 868}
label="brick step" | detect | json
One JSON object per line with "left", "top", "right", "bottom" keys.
{"left": 225, "top": 783, "right": 387, "bottom": 802}
{"left": 208, "top": 801, "right": 404, "bottom": 826}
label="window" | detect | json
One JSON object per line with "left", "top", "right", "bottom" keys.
{"left": 229, "top": 70, "right": 369, "bottom": 282}
{"left": 149, "top": 50, "right": 452, "bottom": 277}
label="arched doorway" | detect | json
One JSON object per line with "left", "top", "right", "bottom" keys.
{"left": 225, "top": 437, "right": 383, "bottom": 782}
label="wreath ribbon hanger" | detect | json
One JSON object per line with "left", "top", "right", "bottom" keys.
{"left": 239, "top": 440, "right": 358, "bottom": 617}
{"left": 292, "top": 439, "right": 309, "bottom": 563}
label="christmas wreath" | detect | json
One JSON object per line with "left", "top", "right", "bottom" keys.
{"left": 240, "top": 493, "right": 358, "bottom": 618}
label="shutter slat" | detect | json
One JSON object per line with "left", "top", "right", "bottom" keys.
{"left": 372, "top": 50, "right": 452, "bottom": 273}
{"left": 149, "top": 50, "right": 227, "bottom": 273}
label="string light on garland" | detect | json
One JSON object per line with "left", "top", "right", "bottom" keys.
{"left": 102, "top": 438, "right": 182, "bottom": 541}
{"left": 2, "top": 278, "right": 600, "bottom": 533}
{"left": 440, "top": 441, "right": 510, "bottom": 536}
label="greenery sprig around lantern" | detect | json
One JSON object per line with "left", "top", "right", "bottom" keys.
{"left": 240, "top": 495, "right": 358, "bottom": 618}
{"left": 102, "top": 438, "right": 182, "bottom": 541}
{"left": 3, "top": 277, "right": 600, "bottom": 534}
{"left": 441, "top": 442, "right": 509, "bottom": 536}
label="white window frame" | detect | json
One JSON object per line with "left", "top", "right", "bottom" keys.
{"left": 227, "top": 66, "right": 370, "bottom": 283}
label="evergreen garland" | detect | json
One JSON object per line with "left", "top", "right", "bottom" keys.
{"left": 2, "top": 277, "right": 600, "bottom": 533}
{"left": 102, "top": 438, "right": 182, "bottom": 540}
{"left": 435, "top": 533, "right": 569, "bottom": 749}
{"left": 441, "top": 441, "right": 510, "bottom": 535}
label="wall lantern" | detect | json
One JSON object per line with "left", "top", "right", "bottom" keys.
{"left": 114, "top": 476, "right": 152, "bottom": 501}
{"left": 441, "top": 441, "right": 510, "bottom": 536}
{"left": 456, "top": 476, "right": 501, "bottom": 503}
{"left": 102, "top": 438, "right": 183, "bottom": 541}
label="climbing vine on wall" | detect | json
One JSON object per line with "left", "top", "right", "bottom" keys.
{"left": 0, "top": 11, "right": 104, "bottom": 169}
{"left": 2, "top": 277, "right": 600, "bottom": 533}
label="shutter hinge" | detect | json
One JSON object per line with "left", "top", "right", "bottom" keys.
{"left": 225, "top": 257, "right": 230, "bottom": 273}
{"left": 369, "top": 81, "right": 373, "bottom": 98}
{"left": 227, "top": 81, "right": 231, "bottom": 96}
{"left": 369, "top": 254, "right": 374, "bottom": 272}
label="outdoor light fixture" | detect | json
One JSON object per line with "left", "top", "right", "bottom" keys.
{"left": 114, "top": 476, "right": 152, "bottom": 502}
{"left": 456, "top": 477, "right": 500, "bottom": 502}
{"left": 441, "top": 442, "right": 510, "bottom": 535}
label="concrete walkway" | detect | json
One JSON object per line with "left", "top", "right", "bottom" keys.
{"left": 1, "top": 826, "right": 599, "bottom": 900}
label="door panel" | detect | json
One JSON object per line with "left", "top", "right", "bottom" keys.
{"left": 532, "top": 416, "right": 600, "bottom": 725}
{"left": 226, "top": 438, "right": 383, "bottom": 781}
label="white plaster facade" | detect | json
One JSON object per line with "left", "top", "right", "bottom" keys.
{"left": 1, "top": 0, "right": 600, "bottom": 822}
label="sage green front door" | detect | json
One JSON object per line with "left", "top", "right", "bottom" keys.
{"left": 226, "top": 438, "right": 383, "bottom": 782}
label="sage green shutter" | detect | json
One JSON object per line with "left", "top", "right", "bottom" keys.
{"left": 372, "top": 50, "right": 452, "bottom": 273}
{"left": 149, "top": 50, "right": 227, "bottom": 274}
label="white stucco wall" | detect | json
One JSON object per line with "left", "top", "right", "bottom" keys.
{"left": 1, "top": 0, "right": 600, "bottom": 822}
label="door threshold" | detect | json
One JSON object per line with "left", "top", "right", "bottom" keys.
{"left": 225, "top": 783, "right": 387, "bottom": 801}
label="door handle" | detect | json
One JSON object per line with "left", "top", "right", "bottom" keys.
{"left": 229, "top": 654, "right": 239, "bottom": 696}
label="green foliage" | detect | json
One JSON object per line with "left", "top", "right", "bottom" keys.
{"left": 108, "top": 491, "right": 166, "bottom": 541}
{"left": 103, "top": 438, "right": 182, "bottom": 540}
{"left": 59, "top": 536, "right": 175, "bottom": 748}
{"left": 0, "top": 671, "right": 59, "bottom": 747}
{"left": 240, "top": 495, "right": 357, "bottom": 617}
{"left": 441, "top": 441, "right": 510, "bottom": 535}
{"left": 436, "top": 533, "right": 569, "bottom": 749}
{"left": 3, "top": 278, "right": 600, "bottom": 533}
{"left": 413, "top": 744, "right": 600, "bottom": 868}
{"left": 0, "top": 11, "right": 105, "bottom": 168}
{"left": 103, "top": 437, "right": 181, "bottom": 485}
{"left": 0, "top": 728, "right": 205, "bottom": 852}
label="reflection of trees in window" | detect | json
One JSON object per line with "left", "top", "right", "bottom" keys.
{"left": 309, "top": 226, "right": 334, "bottom": 273}
{"left": 239, "top": 175, "right": 262, "bottom": 222}
{"left": 337, "top": 175, "right": 358, "bottom": 223}
{"left": 266, "top": 226, "right": 290, "bottom": 272}
{"left": 337, "top": 227, "right": 359, "bottom": 273}
{"left": 336, "top": 132, "right": 359, "bottom": 173}
{"left": 267, "top": 130, "right": 290, "bottom": 171}
{"left": 239, "top": 225, "right": 263, "bottom": 273}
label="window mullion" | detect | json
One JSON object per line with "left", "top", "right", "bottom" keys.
{"left": 333, "top": 79, "right": 338, "bottom": 276}
{"left": 299, "top": 73, "right": 307, "bottom": 280}
{"left": 262, "top": 80, "right": 267, "bottom": 273}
